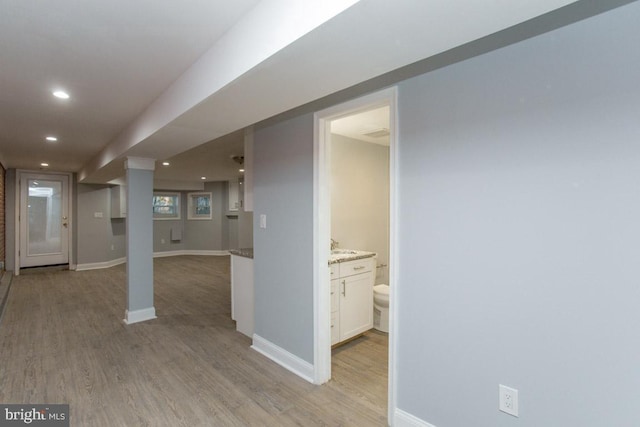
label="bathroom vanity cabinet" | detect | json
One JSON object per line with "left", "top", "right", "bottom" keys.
{"left": 331, "top": 257, "right": 375, "bottom": 345}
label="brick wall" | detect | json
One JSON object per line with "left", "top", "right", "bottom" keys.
{"left": 0, "top": 164, "right": 4, "bottom": 270}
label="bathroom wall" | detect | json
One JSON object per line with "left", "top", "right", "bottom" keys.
{"left": 331, "top": 133, "right": 389, "bottom": 284}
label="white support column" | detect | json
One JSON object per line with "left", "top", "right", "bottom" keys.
{"left": 123, "top": 157, "right": 157, "bottom": 324}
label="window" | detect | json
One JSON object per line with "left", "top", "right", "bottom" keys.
{"left": 153, "top": 192, "right": 181, "bottom": 220}
{"left": 188, "top": 192, "right": 212, "bottom": 220}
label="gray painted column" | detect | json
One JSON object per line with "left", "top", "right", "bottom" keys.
{"left": 123, "top": 157, "right": 156, "bottom": 324}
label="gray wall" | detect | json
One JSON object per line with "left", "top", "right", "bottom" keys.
{"left": 221, "top": 179, "right": 254, "bottom": 250}
{"left": 75, "top": 180, "right": 235, "bottom": 266}
{"left": 253, "top": 113, "right": 314, "bottom": 363}
{"left": 5, "top": 169, "right": 15, "bottom": 271}
{"left": 77, "top": 184, "right": 126, "bottom": 264}
{"left": 185, "top": 181, "right": 226, "bottom": 251}
{"left": 154, "top": 181, "right": 227, "bottom": 253}
{"left": 237, "top": 179, "right": 254, "bottom": 249}
{"left": 396, "top": 2, "right": 640, "bottom": 426}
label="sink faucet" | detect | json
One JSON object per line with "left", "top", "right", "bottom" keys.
{"left": 330, "top": 238, "right": 339, "bottom": 251}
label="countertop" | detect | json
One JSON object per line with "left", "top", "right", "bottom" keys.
{"left": 229, "top": 248, "right": 375, "bottom": 263}
{"left": 229, "top": 248, "right": 254, "bottom": 259}
{"left": 329, "top": 249, "right": 376, "bottom": 265}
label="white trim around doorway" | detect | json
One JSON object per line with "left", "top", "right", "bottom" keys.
{"left": 312, "top": 87, "right": 398, "bottom": 425}
{"left": 14, "top": 170, "right": 74, "bottom": 276}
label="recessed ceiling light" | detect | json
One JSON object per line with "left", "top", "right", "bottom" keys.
{"left": 40, "top": 162, "right": 49, "bottom": 167}
{"left": 46, "top": 136, "right": 58, "bottom": 142}
{"left": 162, "top": 161, "right": 170, "bottom": 166}
{"left": 53, "top": 90, "right": 70, "bottom": 99}
{"left": 239, "top": 168, "right": 245, "bottom": 173}
{"left": 201, "top": 176, "right": 206, "bottom": 180}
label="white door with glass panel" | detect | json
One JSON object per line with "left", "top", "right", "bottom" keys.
{"left": 20, "top": 173, "right": 70, "bottom": 267}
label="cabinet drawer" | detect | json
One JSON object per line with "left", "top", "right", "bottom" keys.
{"left": 331, "top": 279, "right": 339, "bottom": 312}
{"left": 339, "top": 258, "right": 373, "bottom": 277}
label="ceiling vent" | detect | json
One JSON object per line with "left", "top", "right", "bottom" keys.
{"left": 360, "top": 128, "right": 390, "bottom": 138}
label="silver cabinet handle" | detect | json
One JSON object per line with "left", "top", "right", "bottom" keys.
{"left": 353, "top": 266, "right": 365, "bottom": 270}
{"left": 341, "top": 280, "right": 346, "bottom": 297}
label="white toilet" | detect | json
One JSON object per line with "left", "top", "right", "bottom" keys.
{"left": 373, "top": 284, "right": 390, "bottom": 333}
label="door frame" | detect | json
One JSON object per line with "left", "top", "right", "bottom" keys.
{"left": 312, "top": 87, "right": 398, "bottom": 422}
{"left": 14, "top": 170, "right": 74, "bottom": 275}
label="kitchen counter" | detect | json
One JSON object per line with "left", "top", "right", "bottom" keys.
{"left": 329, "top": 249, "right": 376, "bottom": 265}
{"left": 229, "top": 248, "right": 253, "bottom": 259}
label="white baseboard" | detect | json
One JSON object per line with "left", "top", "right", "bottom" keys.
{"left": 394, "top": 408, "right": 436, "bottom": 427}
{"left": 123, "top": 307, "right": 157, "bottom": 325}
{"left": 75, "top": 257, "right": 126, "bottom": 271}
{"left": 153, "top": 250, "right": 230, "bottom": 258}
{"left": 75, "top": 251, "right": 230, "bottom": 271}
{"left": 251, "top": 334, "right": 315, "bottom": 384}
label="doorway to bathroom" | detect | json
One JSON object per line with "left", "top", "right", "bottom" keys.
{"left": 313, "top": 87, "right": 397, "bottom": 423}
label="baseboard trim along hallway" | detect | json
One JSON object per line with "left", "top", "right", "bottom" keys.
{"left": 76, "top": 250, "right": 230, "bottom": 271}
{"left": 251, "top": 334, "right": 315, "bottom": 384}
{"left": 394, "top": 408, "right": 437, "bottom": 427}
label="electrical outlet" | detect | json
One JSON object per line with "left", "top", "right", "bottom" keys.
{"left": 499, "top": 384, "right": 519, "bottom": 417}
{"left": 161, "top": 238, "right": 166, "bottom": 244}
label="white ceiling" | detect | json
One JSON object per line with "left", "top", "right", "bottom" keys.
{"left": 0, "top": 0, "right": 258, "bottom": 174}
{"left": 155, "top": 131, "right": 245, "bottom": 185}
{"left": 0, "top": 0, "right": 598, "bottom": 186}
{"left": 331, "top": 106, "right": 390, "bottom": 146}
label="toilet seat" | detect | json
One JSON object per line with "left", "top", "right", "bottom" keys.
{"left": 373, "top": 284, "right": 390, "bottom": 332}
{"left": 373, "top": 284, "right": 389, "bottom": 308}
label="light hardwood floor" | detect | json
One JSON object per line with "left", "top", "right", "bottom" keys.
{"left": 0, "top": 256, "right": 388, "bottom": 426}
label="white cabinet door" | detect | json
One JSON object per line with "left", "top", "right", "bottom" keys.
{"left": 339, "top": 271, "right": 373, "bottom": 341}
{"left": 331, "top": 278, "right": 340, "bottom": 345}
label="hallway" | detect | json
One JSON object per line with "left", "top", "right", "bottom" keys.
{"left": 0, "top": 256, "right": 386, "bottom": 426}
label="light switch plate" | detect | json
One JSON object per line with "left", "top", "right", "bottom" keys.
{"left": 260, "top": 214, "right": 267, "bottom": 229}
